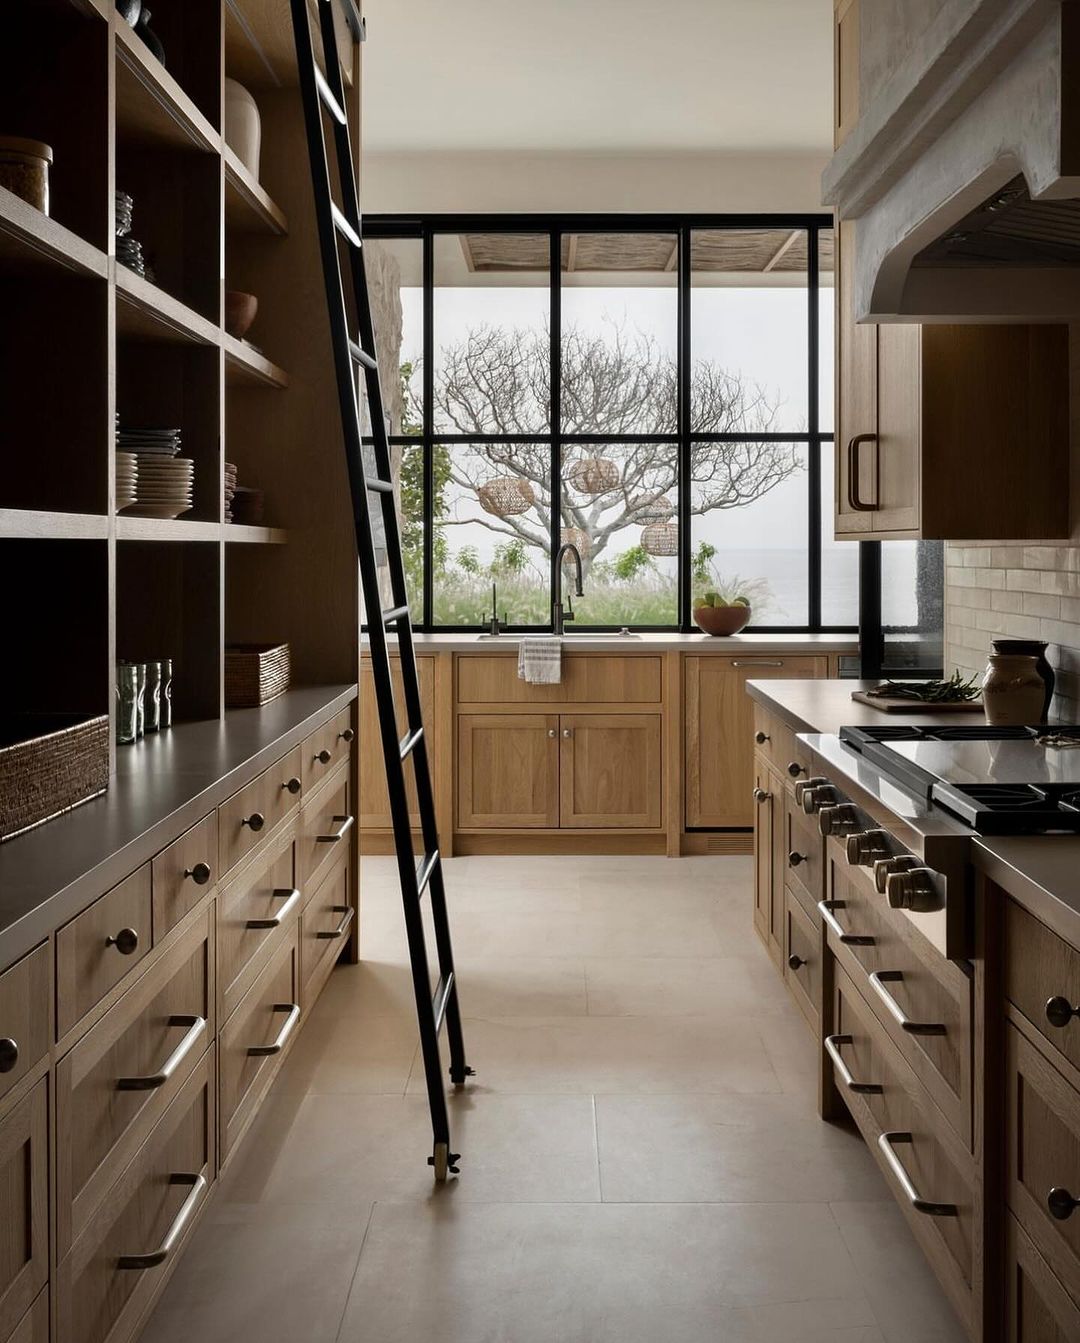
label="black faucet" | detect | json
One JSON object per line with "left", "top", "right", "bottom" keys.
{"left": 553, "top": 542, "right": 584, "bottom": 636}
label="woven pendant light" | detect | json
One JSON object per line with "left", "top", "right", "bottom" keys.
{"left": 640, "top": 521, "right": 678, "bottom": 556}
{"left": 560, "top": 527, "right": 591, "bottom": 556}
{"left": 629, "top": 493, "right": 674, "bottom": 524}
{"left": 567, "top": 456, "right": 620, "bottom": 496}
{"left": 477, "top": 475, "right": 536, "bottom": 518}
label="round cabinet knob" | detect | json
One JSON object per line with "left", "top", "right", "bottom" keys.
{"left": 874, "top": 854, "right": 917, "bottom": 894}
{"left": 0, "top": 1038, "right": 18, "bottom": 1074}
{"left": 1045, "top": 996, "right": 1080, "bottom": 1029}
{"left": 787, "top": 953, "right": 805, "bottom": 971}
{"left": 184, "top": 861, "right": 212, "bottom": 886}
{"left": 802, "top": 785, "right": 838, "bottom": 816}
{"left": 787, "top": 761, "right": 805, "bottom": 778}
{"left": 885, "top": 867, "right": 941, "bottom": 911}
{"left": 754, "top": 730, "right": 770, "bottom": 745}
{"left": 794, "top": 776, "right": 828, "bottom": 805}
{"left": 563, "top": 729, "right": 573, "bottom": 739}
{"left": 1047, "top": 1187, "right": 1080, "bottom": 1220}
{"left": 845, "top": 829, "right": 890, "bottom": 867}
{"left": 315, "top": 749, "right": 333, "bottom": 765}
{"left": 547, "top": 728, "right": 557, "bottom": 738}
{"left": 283, "top": 776, "right": 302, "bottom": 795}
{"left": 106, "top": 927, "right": 139, "bottom": 956}
{"left": 818, "top": 803, "right": 860, "bottom": 837}
{"left": 752, "top": 787, "right": 771, "bottom": 804}
{"left": 242, "top": 811, "right": 265, "bottom": 832}
{"left": 339, "top": 727, "right": 355, "bottom": 742}
{"left": 788, "top": 850, "right": 806, "bottom": 868}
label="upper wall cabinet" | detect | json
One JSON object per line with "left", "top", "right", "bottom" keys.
{"left": 833, "top": 0, "right": 859, "bottom": 150}
{"left": 835, "top": 221, "right": 1070, "bottom": 542}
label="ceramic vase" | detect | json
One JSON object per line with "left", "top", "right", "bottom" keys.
{"left": 990, "top": 638, "right": 1054, "bottom": 721}
{"left": 224, "top": 78, "right": 261, "bottom": 178}
{"left": 981, "top": 653, "right": 1045, "bottom": 725}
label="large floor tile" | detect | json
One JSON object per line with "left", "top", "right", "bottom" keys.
{"left": 584, "top": 953, "right": 796, "bottom": 1016}
{"left": 272, "top": 1008, "right": 420, "bottom": 1096}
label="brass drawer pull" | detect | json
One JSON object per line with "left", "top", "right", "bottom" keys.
{"left": 1047, "top": 1187, "right": 1080, "bottom": 1220}
{"left": 317, "top": 814, "right": 355, "bottom": 843}
{"left": 339, "top": 727, "right": 355, "bottom": 742}
{"left": 868, "top": 970, "right": 946, "bottom": 1036}
{"left": 106, "top": 927, "right": 140, "bottom": 955}
{"left": 314, "top": 748, "right": 333, "bottom": 764}
{"left": 877, "top": 1132, "right": 957, "bottom": 1216}
{"left": 824, "top": 1033, "right": 883, "bottom": 1094}
{"left": 818, "top": 899, "right": 875, "bottom": 947}
{"left": 1045, "top": 996, "right": 1080, "bottom": 1029}
{"left": 0, "top": 1038, "right": 18, "bottom": 1073}
{"left": 248, "top": 1002, "right": 301, "bottom": 1056}
{"left": 316, "top": 905, "right": 355, "bottom": 940}
{"left": 847, "top": 433, "right": 879, "bottom": 511}
{"left": 246, "top": 888, "right": 301, "bottom": 930}
{"left": 241, "top": 811, "right": 265, "bottom": 832}
{"left": 117, "top": 1173, "right": 206, "bottom": 1268}
{"left": 184, "top": 862, "right": 212, "bottom": 886}
{"left": 283, "top": 776, "right": 302, "bottom": 795}
{"left": 117, "top": 1015, "right": 207, "bottom": 1091}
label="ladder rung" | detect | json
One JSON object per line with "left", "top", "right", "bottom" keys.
{"left": 382, "top": 603, "right": 409, "bottom": 626}
{"left": 432, "top": 971, "right": 454, "bottom": 1032}
{"left": 331, "top": 202, "right": 362, "bottom": 249}
{"left": 313, "top": 64, "right": 347, "bottom": 125}
{"left": 415, "top": 849, "right": 440, "bottom": 898}
{"left": 350, "top": 339, "right": 378, "bottom": 370}
{"left": 399, "top": 725, "right": 423, "bottom": 760}
{"left": 366, "top": 475, "right": 394, "bottom": 494}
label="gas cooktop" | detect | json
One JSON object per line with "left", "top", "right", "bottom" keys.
{"left": 839, "top": 723, "right": 1080, "bottom": 834}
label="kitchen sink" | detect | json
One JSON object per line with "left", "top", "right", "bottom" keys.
{"left": 475, "top": 632, "right": 641, "bottom": 641}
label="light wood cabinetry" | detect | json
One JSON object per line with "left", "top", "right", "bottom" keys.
{"left": 7, "top": 1293, "right": 47, "bottom": 1343}
{"left": 0, "top": 946, "right": 49, "bottom": 1109}
{"left": 559, "top": 715, "right": 662, "bottom": 829}
{"left": 457, "top": 715, "right": 560, "bottom": 829}
{"left": 359, "top": 655, "right": 437, "bottom": 831}
{"left": 1006, "top": 1215, "right": 1080, "bottom": 1342}
{"left": 0, "top": 1082, "right": 48, "bottom": 1342}
{"left": 833, "top": 0, "right": 859, "bottom": 149}
{"left": 752, "top": 756, "right": 781, "bottom": 963}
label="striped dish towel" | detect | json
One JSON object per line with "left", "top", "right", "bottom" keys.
{"left": 518, "top": 636, "right": 563, "bottom": 685}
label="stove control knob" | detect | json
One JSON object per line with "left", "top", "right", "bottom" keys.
{"left": 874, "top": 854, "right": 918, "bottom": 894}
{"left": 845, "top": 829, "right": 890, "bottom": 866}
{"left": 794, "top": 776, "right": 828, "bottom": 805}
{"left": 885, "top": 867, "right": 942, "bottom": 912}
{"left": 801, "top": 784, "right": 838, "bottom": 815}
{"left": 818, "top": 803, "right": 861, "bottom": 837}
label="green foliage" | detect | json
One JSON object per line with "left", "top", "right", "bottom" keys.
{"left": 456, "top": 545, "right": 480, "bottom": 575}
{"left": 490, "top": 538, "right": 529, "bottom": 576}
{"left": 691, "top": 541, "right": 717, "bottom": 585}
{"left": 612, "top": 545, "right": 653, "bottom": 583}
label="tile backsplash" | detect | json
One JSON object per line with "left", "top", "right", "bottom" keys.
{"left": 945, "top": 543, "right": 1080, "bottom": 716}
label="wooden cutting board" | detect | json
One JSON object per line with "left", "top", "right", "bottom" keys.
{"left": 850, "top": 689, "right": 983, "bottom": 713}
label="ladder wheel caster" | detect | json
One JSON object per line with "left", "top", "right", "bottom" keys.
{"left": 428, "top": 1144, "right": 460, "bottom": 1182}
{"left": 450, "top": 1065, "right": 475, "bottom": 1091}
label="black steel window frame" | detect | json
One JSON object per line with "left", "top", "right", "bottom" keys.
{"left": 363, "top": 211, "right": 849, "bottom": 634}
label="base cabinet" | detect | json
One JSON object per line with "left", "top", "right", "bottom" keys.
{"left": 1006, "top": 1215, "right": 1080, "bottom": 1342}
{"left": 359, "top": 656, "right": 436, "bottom": 830}
{"left": 0, "top": 1081, "right": 48, "bottom": 1342}
{"left": 457, "top": 714, "right": 560, "bottom": 828}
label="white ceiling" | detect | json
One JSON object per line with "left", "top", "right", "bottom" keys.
{"left": 361, "top": 0, "right": 833, "bottom": 155}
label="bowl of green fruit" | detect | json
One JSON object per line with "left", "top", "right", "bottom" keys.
{"left": 693, "top": 591, "right": 751, "bottom": 636}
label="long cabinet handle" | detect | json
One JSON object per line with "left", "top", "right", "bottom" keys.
{"left": 824, "top": 1033, "right": 883, "bottom": 1095}
{"left": 818, "top": 899, "right": 875, "bottom": 947}
{"left": 847, "top": 433, "right": 879, "bottom": 511}
{"left": 316, "top": 814, "right": 355, "bottom": 843}
{"left": 246, "top": 888, "right": 301, "bottom": 930}
{"left": 117, "top": 1173, "right": 207, "bottom": 1267}
{"left": 868, "top": 970, "right": 946, "bottom": 1036}
{"left": 732, "top": 659, "right": 784, "bottom": 667}
{"left": 316, "top": 905, "right": 355, "bottom": 940}
{"left": 117, "top": 1015, "right": 207, "bottom": 1092}
{"left": 248, "top": 1002, "right": 301, "bottom": 1057}
{"left": 877, "top": 1132, "right": 957, "bottom": 1216}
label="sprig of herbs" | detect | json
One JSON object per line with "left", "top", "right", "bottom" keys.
{"left": 867, "top": 670, "right": 981, "bottom": 703}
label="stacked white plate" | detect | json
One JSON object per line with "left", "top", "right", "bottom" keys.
{"left": 116, "top": 451, "right": 137, "bottom": 512}
{"left": 126, "top": 456, "right": 195, "bottom": 519}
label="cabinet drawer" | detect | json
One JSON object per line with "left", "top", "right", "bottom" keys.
{"left": 302, "top": 705, "right": 354, "bottom": 794}
{"left": 219, "top": 924, "right": 300, "bottom": 1163}
{"left": 218, "top": 831, "right": 298, "bottom": 1025}
{"left": 151, "top": 812, "right": 217, "bottom": 942}
{"left": 57, "top": 1051, "right": 214, "bottom": 1343}
{"left": 1006, "top": 1213, "right": 1080, "bottom": 1342}
{"left": 827, "top": 860, "right": 974, "bottom": 1147}
{"left": 0, "top": 944, "right": 49, "bottom": 1108}
{"left": 1007, "top": 1023, "right": 1080, "bottom": 1310}
{"left": 784, "top": 798, "right": 823, "bottom": 917}
{"left": 299, "top": 762, "right": 352, "bottom": 892}
{"left": 831, "top": 965, "right": 977, "bottom": 1333}
{"left": 8, "top": 1290, "right": 48, "bottom": 1343}
{"left": 218, "top": 745, "right": 303, "bottom": 878}
{"left": 301, "top": 855, "right": 352, "bottom": 1006}
{"left": 0, "top": 1080, "right": 48, "bottom": 1342}
{"left": 56, "top": 910, "right": 213, "bottom": 1259}
{"left": 57, "top": 866, "right": 153, "bottom": 1040}
{"left": 1006, "top": 898, "right": 1080, "bottom": 1076}
{"left": 784, "top": 887, "right": 820, "bottom": 1033}
{"left": 455, "top": 654, "right": 662, "bottom": 705}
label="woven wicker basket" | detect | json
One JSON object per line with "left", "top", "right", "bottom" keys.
{"left": 225, "top": 643, "right": 291, "bottom": 708}
{"left": 0, "top": 714, "right": 109, "bottom": 843}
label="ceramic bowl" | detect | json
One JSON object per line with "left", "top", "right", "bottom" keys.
{"left": 225, "top": 290, "right": 258, "bottom": 339}
{"left": 693, "top": 604, "right": 751, "bottom": 636}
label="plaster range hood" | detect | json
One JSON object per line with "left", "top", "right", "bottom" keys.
{"left": 823, "top": 0, "right": 1080, "bottom": 322}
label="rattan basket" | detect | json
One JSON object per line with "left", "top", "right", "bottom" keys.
{"left": 0, "top": 714, "right": 109, "bottom": 843}
{"left": 225, "top": 643, "right": 291, "bottom": 708}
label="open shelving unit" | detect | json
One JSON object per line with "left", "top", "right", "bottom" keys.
{"left": 1, "top": 0, "right": 361, "bottom": 764}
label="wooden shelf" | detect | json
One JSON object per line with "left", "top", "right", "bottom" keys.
{"left": 0, "top": 509, "right": 109, "bottom": 540}
{"left": 225, "top": 0, "right": 356, "bottom": 89}
{"left": 116, "top": 516, "right": 222, "bottom": 542}
{"left": 115, "top": 22, "right": 219, "bottom": 153}
{"left": 224, "top": 334, "right": 289, "bottom": 388}
{"left": 115, "top": 267, "right": 220, "bottom": 346}
{"left": 224, "top": 149, "right": 288, "bottom": 236}
{"left": 0, "top": 186, "right": 108, "bottom": 278}
{"left": 225, "top": 524, "right": 288, "bottom": 544}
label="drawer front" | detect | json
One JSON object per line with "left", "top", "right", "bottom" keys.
{"left": 299, "top": 762, "right": 352, "bottom": 892}
{"left": 827, "top": 860, "right": 973, "bottom": 1147}
{"left": 455, "top": 654, "right": 662, "bottom": 705}
{"left": 784, "top": 798, "right": 823, "bottom": 917}
{"left": 218, "top": 745, "right": 303, "bottom": 878}
{"left": 56, "top": 911, "right": 213, "bottom": 1259}
{"left": 301, "top": 855, "right": 352, "bottom": 1006}
{"left": 219, "top": 924, "right": 300, "bottom": 1163}
{"left": 1007, "top": 1023, "right": 1080, "bottom": 1308}
{"left": 832, "top": 966, "right": 976, "bottom": 1332}
{"left": 8, "top": 1289, "right": 48, "bottom": 1343}
{"left": 57, "top": 866, "right": 153, "bottom": 1040}
{"left": 57, "top": 1050, "right": 214, "bottom": 1343}
{"left": 302, "top": 705, "right": 354, "bottom": 794}
{"left": 1006, "top": 1213, "right": 1080, "bottom": 1342}
{"left": 0, "top": 1080, "right": 48, "bottom": 1342}
{"left": 218, "top": 832, "right": 298, "bottom": 1025}
{"left": 0, "top": 943, "right": 50, "bottom": 1108}
{"left": 784, "top": 887, "right": 820, "bottom": 1032}
{"left": 151, "top": 812, "right": 218, "bottom": 942}
{"left": 1006, "top": 898, "right": 1080, "bottom": 1076}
